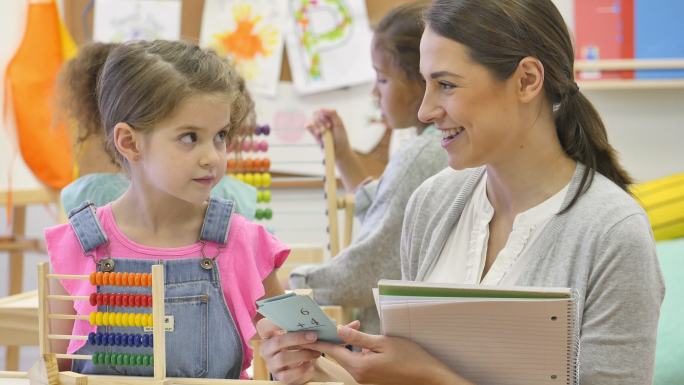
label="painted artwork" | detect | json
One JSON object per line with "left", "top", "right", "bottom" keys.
{"left": 286, "top": 0, "right": 374, "bottom": 94}
{"left": 200, "top": 0, "right": 287, "bottom": 96}
{"left": 93, "top": 0, "right": 181, "bottom": 42}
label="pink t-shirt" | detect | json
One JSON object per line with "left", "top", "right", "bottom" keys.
{"left": 44, "top": 203, "right": 289, "bottom": 377}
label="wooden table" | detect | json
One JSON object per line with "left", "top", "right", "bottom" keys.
{"left": 0, "top": 189, "right": 59, "bottom": 370}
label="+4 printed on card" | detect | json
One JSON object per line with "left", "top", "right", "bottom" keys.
{"left": 256, "top": 292, "right": 343, "bottom": 344}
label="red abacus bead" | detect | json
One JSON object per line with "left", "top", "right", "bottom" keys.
{"left": 147, "top": 296, "right": 153, "bottom": 307}
{"left": 126, "top": 294, "right": 134, "bottom": 307}
{"left": 89, "top": 293, "right": 98, "bottom": 306}
{"left": 133, "top": 295, "right": 140, "bottom": 307}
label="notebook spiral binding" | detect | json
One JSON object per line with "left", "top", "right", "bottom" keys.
{"left": 567, "top": 290, "right": 580, "bottom": 385}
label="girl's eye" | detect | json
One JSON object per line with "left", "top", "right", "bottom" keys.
{"left": 180, "top": 132, "right": 197, "bottom": 144}
{"left": 214, "top": 130, "right": 228, "bottom": 143}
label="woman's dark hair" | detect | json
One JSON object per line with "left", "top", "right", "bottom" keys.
{"left": 373, "top": 1, "right": 428, "bottom": 82}
{"left": 425, "top": 0, "right": 632, "bottom": 210}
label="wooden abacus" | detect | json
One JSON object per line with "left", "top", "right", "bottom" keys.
{"left": 33, "top": 262, "right": 341, "bottom": 385}
{"left": 321, "top": 130, "right": 355, "bottom": 257}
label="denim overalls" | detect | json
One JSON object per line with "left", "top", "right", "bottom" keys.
{"left": 68, "top": 198, "right": 244, "bottom": 379}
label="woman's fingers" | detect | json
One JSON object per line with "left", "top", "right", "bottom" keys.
{"left": 260, "top": 331, "right": 319, "bottom": 358}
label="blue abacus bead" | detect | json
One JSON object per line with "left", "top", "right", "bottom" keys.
{"left": 149, "top": 334, "right": 153, "bottom": 347}
{"left": 114, "top": 333, "right": 122, "bottom": 346}
{"left": 135, "top": 334, "right": 143, "bottom": 347}
{"left": 107, "top": 333, "right": 115, "bottom": 346}
{"left": 262, "top": 124, "right": 271, "bottom": 136}
{"left": 255, "top": 125, "right": 263, "bottom": 135}
{"left": 127, "top": 334, "right": 135, "bottom": 347}
{"left": 142, "top": 334, "right": 150, "bottom": 347}
{"left": 88, "top": 332, "right": 96, "bottom": 345}
{"left": 95, "top": 333, "right": 103, "bottom": 346}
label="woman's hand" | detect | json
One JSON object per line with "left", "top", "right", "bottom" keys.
{"left": 256, "top": 318, "right": 321, "bottom": 385}
{"left": 308, "top": 325, "right": 471, "bottom": 385}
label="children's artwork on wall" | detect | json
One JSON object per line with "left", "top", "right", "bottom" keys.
{"left": 254, "top": 82, "right": 385, "bottom": 175}
{"left": 286, "top": 0, "right": 374, "bottom": 95}
{"left": 93, "top": 0, "right": 182, "bottom": 42}
{"left": 200, "top": 0, "right": 287, "bottom": 97}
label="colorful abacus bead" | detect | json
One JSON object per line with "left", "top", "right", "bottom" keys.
{"left": 258, "top": 140, "right": 268, "bottom": 152}
{"left": 262, "top": 172, "right": 271, "bottom": 187}
{"left": 257, "top": 190, "right": 272, "bottom": 203}
{"left": 253, "top": 173, "right": 262, "bottom": 187}
{"left": 92, "top": 352, "right": 154, "bottom": 367}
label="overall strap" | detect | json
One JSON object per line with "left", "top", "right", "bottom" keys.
{"left": 199, "top": 197, "right": 235, "bottom": 245}
{"left": 68, "top": 201, "right": 109, "bottom": 253}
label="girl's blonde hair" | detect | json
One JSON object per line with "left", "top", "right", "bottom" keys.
{"left": 97, "top": 40, "right": 254, "bottom": 167}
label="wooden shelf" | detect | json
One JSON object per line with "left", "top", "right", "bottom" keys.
{"left": 575, "top": 59, "right": 684, "bottom": 90}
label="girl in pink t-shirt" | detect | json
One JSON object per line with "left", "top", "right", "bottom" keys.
{"left": 44, "top": 40, "right": 288, "bottom": 379}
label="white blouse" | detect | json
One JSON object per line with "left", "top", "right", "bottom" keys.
{"left": 426, "top": 172, "right": 569, "bottom": 285}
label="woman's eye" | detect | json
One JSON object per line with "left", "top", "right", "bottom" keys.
{"left": 439, "top": 81, "right": 456, "bottom": 91}
{"left": 180, "top": 132, "right": 197, "bottom": 144}
{"left": 214, "top": 130, "right": 228, "bottom": 143}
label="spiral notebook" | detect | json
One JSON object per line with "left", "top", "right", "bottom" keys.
{"left": 375, "top": 280, "right": 579, "bottom": 385}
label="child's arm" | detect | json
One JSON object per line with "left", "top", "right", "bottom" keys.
{"left": 48, "top": 279, "right": 76, "bottom": 371}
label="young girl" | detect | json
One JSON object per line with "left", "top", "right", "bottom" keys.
{"left": 56, "top": 42, "right": 258, "bottom": 220}
{"left": 258, "top": 1, "right": 664, "bottom": 384}
{"left": 45, "top": 40, "right": 287, "bottom": 379}
{"left": 288, "top": 2, "right": 448, "bottom": 334}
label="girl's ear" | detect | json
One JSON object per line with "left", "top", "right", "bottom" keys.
{"left": 113, "top": 123, "right": 142, "bottom": 163}
{"left": 516, "top": 56, "right": 545, "bottom": 103}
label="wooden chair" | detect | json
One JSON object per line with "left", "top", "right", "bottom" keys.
{"left": 0, "top": 189, "right": 60, "bottom": 370}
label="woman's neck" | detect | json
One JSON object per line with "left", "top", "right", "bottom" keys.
{"left": 485, "top": 122, "right": 576, "bottom": 218}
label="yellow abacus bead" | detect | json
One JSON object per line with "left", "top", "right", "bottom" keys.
{"left": 135, "top": 313, "right": 142, "bottom": 327}
{"left": 118, "top": 312, "right": 125, "bottom": 327}
{"left": 123, "top": 313, "right": 131, "bottom": 327}
{"left": 235, "top": 173, "right": 244, "bottom": 182}
{"left": 146, "top": 314, "right": 153, "bottom": 327}
{"left": 253, "top": 173, "right": 263, "bottom": 188}
{"left": 244, "top": 173, "right": 254, "bottom": 186}
{"left": 90, "top": 312, "right": 96, "bottom": 325}
{"left": 262, "top": 173, "right": 271, "bottom": 187}
{"left": 98, "top": 312, "right": 106, "bottom": 326}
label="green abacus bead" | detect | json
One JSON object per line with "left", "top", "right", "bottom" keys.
{"left": 122, "top": 354, "right": 130, "bottom": 366}
{"left": 143, "top": 355, "right": 150, "bottom": 367}
{"left": 92, "top": 352, "right": 100, "bottom": 365}
{"left": 150, "top": 355, "right": 154, "bottom": 366}
{"left": 263, "top": 190, "right": 271, "bottom": 203}
{"left": 103, "top": 352, "right": 111, "bottom": 365}
{"left": 264, "top": 208, "right": 273, "bottom": 219}
{"left": 255, "top": 209, "right": 263, "bottom": 220}
{"left": 136, "top": 354, "right": 144, "bottom": 366}
{"left": 116, "top": 353, "right": 124, "bottom": 366}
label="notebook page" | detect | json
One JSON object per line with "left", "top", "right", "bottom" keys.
{"left": 381, "top": 299, "right": 573, "bottom": 385}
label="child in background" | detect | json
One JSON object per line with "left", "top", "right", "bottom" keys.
{"left": 289, "top": 1, "right": 448, "bottom": 334}
{"left": 56, "top": 42, "right": 258, "bottom": 220}
{"left": 45, "top": 40, "right": 288, "bottom": 379}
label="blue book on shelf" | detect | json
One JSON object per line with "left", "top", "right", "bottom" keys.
{"left": 635, "top": 0, "right": 684, "bottom": 79}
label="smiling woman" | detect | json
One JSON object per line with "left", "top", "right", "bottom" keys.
{"left": 255, "top": 1, "right": 664, "bottom": 385}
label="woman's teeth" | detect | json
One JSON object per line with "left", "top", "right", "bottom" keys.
{"left": 443, "top": 127, "right": 464, "bottom": 140}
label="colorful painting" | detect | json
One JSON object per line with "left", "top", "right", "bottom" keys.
{"left": 286, "top": 0, "right": 374, "bottom": 94}
{"left": 93, "top": 0, "right": 181, "bottom": 42}
{"left": 200, "top": 0, "right": 287, "bottom": 96}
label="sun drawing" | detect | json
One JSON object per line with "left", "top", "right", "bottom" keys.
{"left": 212, "top": 3, "right": 280, "bottom": 80}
